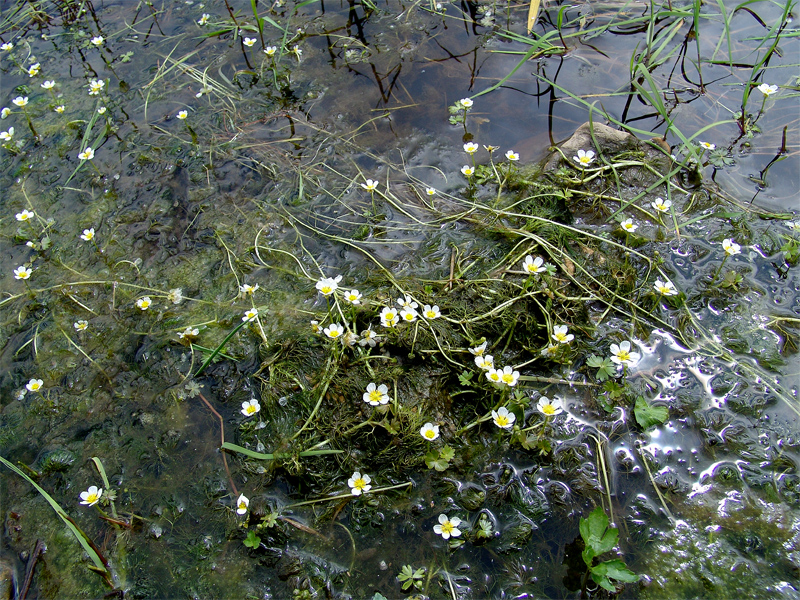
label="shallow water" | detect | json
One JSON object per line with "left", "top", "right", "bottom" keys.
{"left": 1, "top": 1, "right": 799, "bottom": 598}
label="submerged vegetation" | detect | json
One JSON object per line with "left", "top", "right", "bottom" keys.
{"left": 0, "top": 0, "right": 798, "bottom": 598}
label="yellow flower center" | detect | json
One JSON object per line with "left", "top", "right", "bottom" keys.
{"left": 555, "top": 333, "right": 567, "bottom": 342}
{"left": 238, "top": 501, "right": 247, "bottom": 510}
{"left": 501, "top": 373, "right": 515, "bottom": 384}
{"left": 424, "top": 430, "right": 436, "bottom": 439}
{"left": 440, "top": 521, "right": 455, "bottom": 535}
{"left": 489, "top": 373, "right": 500, "bottom": 382}
{"left": 617, "top": 350, "right": 630, "bottom": 362}
{"left": 328, "top": 330, "right": 340, "bottom": 338}
{"left": 368, "top": 390, "right": 382, "bottom": 403}
{"left": 495, "top": 415, "right": 510, "bottom": 426}
{"left": 86, "top": 493, "right": 99, "bottom": 504}
{"left": 353, "top": 478, "right": 367, "bottom": 491}
{"left": 320, "top": 286, "right": 333, "bottom": 294}
{"left": 542, "top": 404, "right": 555, "bottom": 415}
{"left": 245, "top": 405, "right": 256, "bottom": 414}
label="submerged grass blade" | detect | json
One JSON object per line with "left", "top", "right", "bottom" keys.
{"left": 221, "top": 442, "right": 343, "bottom": 460}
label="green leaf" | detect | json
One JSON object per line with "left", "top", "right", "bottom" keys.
{"left": 439, "top": 445, "right": 455, "bottom": 461}
{"left": 591, "top": 571, "right": 617, "bottom": 592}
{"left": 634, "top": 396, "right": 668, "bottom": 429}
{"left": 243, "top": 530, "right": 261, "bottom": 548}
{"left": 593, "top": 558, "right": 638, "bottom": 583}
{"left": 425, "top": 449, "right": 449, "bottom": 471}
{"left": 587, "top": 354, "right": 615, "bottom": 381}
{"left": 579, "top": 507, "right": 618, "bottom": 559}
{"left": 458, "top": 370, "right": 474, "bottom": 386}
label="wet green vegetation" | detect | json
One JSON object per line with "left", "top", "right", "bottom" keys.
{"left": 1, "top": 0, "right": 799, "bottom": 598}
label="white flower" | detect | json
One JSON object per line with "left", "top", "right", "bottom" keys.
{"left": 97, "top": 106, "right": 107, "bottom": 114}
{"left": 344, "top": 289, "right": 362, "bottom": 304}
{"left": 264, "top": 46, "right": 277, "bottom": 56}
{"left": 236, "top": 493, "right": 249, "bottom": 514}
{"left": 359, "top": 326, "right": 381, "bottom": 347}
{"left": 26, "top": 378, "right": 43, "bottom": 392}
{"left": 88, "top": 79, "right": 105, "bottom": 95}
{"left": 523, "top": 255, "right": 546, "bottom": 274}
{"left": 458, "top": 98, "right": 473, "bottom": 109}
{"left": 620, "top": 219, "right": 637, "bottom": 233}
{"left": 55, "top": 105, "right": 65, "bottom": 113}
{"left": 91, "top": 36, "right": 104, "bottom": 46}
{"left": 433, "top": 514, "right": 462, "bottom": 539}
{"left": 198, "top": 13, "right": 210, "bottom": 25}
{"left": 79, "top": 485, "right": 102, "bottom": 506}
{"left": 461, "top": 165, "right": 474, "bottom": 176}
{"left": 177, "top": 110, "right": 188, "bottom": 120}
{"left": 463, "top": 142, "right": 478, "bottom": 154}
{"left": 240, "top": 283, "right": 259, "bottom": 295}
{"left": 27, "top": 63, "right": 40, "bottom": 77}
{"left": 786, "top": 220, "right": 800, "bottom": 232}
{"left": 1, "top": 42, "right": 12, "bottom": 51}
{"left": 474, "top": 354, "right": 494, "bottom": 370}
{"left": 310, "top": 320, "right": 321, "bottom": 333}
{"left": 699, "top": 141, "right": 715, "bottom": 151}
{"left": 41, "top": 80, "right": 55, "bottom": 90}
{"left": 505, "top": 150, "right": 519, "bottom": 161}
{"left": 609, "top": 340, "right": 640, "bottom": 367}
{"left": 292, "top": 45, "right": 302, "bottom": 59}
{"left": 757, "top": 83, "right": 778, "bottom": 96}
{"left": 552, "top": 325, "right": 574, "bottom": 344}
{"left": 167, "top": 288, "right": 183, "bottom": 304}
{"left": 80, "top": 228, "right": 95, "bottom": 241}
{"left": 13, "top": 266, "right": 31, "bottom": 280}
{"left": 492, "top": 406, "right": 516, "bottom": 429}
{"left": 422, "top": 304, "right": 441, "bottom": 320}
{"left": 380, "top": 306, "right": 399, "bottom": 327}
{"left": 537, "top": 396, "right": 563, "bottom": 416}
{"left": 243, "top": 37, "right": 256, "bottom": 47}
{"left": 316, "top": 275, "right": 342, "bottom": 295}
{"left": 420, "top": 422, "right": 439, "bottom": 441}
{"left": 654, "top": 279, "right": 678, "bottom": 296}
{"left": 499, "top": 365, "right": 520, "bottom": 386}
{"left": 397, "top": 295, "right": 418, "bottom": 310}
{"left": 426, "top": 187, "right": 436, "bottom": 196}
{"left": 342, "top": 330, "right": 359, "bottom": 347}
{"left": 0, "top": 107, "right": 9, "bottom": 118}
{"left": 323, "top": 323, "right": 344, "bottom": 339}
{"left": 573, "top": 149, "right": 595, "bottom": 166}
{"left": 363, "top": 382, "right": 390, "bottom": 406}
{"left": 178, "top": 326, "right": 199, "bottom": 340}
{"left": 400, "top": 308, "right": 418, "bottom": 323}
{"left": 240, "top": 399, "right": 261, "bottom": 417}
{"left": 16, "top": 209, "right": 34, "bottom": 221}
{"left": 361, "top": 179, "right": 378, "bottom": 192}
{"left": 485, "top": 367, "right": 503, "bottom": 385}
{"left": 722, "top": 238, "right": 741, "bottom": 256}
{"left": 12, "top": 96, "right": 28, "bottom": 107}
{"left": 348, "top": 471, "right": 372, "bottom": 495}
{"left": 469, "top": 341, "right": 487, "bottom": 356}
{"left": 78, "top": 147, "right": 95, "bottom": 161}
{"left": 651, "top": 197, "right": 671, "bottom": 213}
{"left": 74, "top": 320, "right": 89, "bottom": 331}
{"left": 136, "top": 297, "right": 152, "bottom": 310}
{"left": 0, "top": 127, "right": 14, "bottom": 141}
{"left": 243, "top": 308, "right": 259, "bottom": 322}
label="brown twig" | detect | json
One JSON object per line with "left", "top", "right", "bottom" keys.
{"left": 197, "top": 392, "right": 239, "bottom": 497}
{"left": 19, "top": 539, "right": 45, "bottom": 600}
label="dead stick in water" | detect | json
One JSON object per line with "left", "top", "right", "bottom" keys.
{"left": 197, "top": 392, "right": 239, "bottom": 497}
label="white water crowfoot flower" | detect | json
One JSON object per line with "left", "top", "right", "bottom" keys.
{"left": 12, "top": 96, "right": 28, "bottom": 107}
{"left": 757, "top": 83, "right": 778, "bottom": 96}
{"left": 1, "top": 42, "right": 12, "bottom": 51}
{"left": 573, "top": 149, "right": 595, "bottom": 167}
{"left": 348, "top": 471, "right": 372, "bottom": 495}
{"left": 178, "top": 326, "right": 199, "bottom": 340}
{"left": 397, "top": 295, "right": 418, "bottom": 310}
{"left": 422, "top": 305, "right": 441, "bottom": 320}
{"left": 91, "top": 36, "right": 104, "bottom": 46}
{"left": 54, "top": 105, "right": 65, "bottom": 114}
{"left": 552, "top": 325, "right": 574, "bottom": 345}
{"left": 14, "top": 266, "right": 32, "bottom": 280}
{"left": 458, "top": 98, "right": 473, "bottom": 109}
{"left": 240, "top": 399, "right": 261, "bottom": 417}
{"left": 243, "top": 37, "right": 256, "bottom": 47}
{"left": 380, "top": 306, "right": 399, "bottom": 327}
{"left": 41, "top": 80, "right": 55, "bottom": 90}
{"left": 400, "top": 308, "right": 418, "bottom": 323}
{"left": 344, "top": 289, "right": 362, "bottom": 304}
{"left": 74, "top": 320, "right": 89, "bottom": 332}
{"left": 236, "top": 494, "right": 249, "bottom": 515}
{"left": 620, "top": 219, "right": 638, "bottom": 233}
{"left": 27, "top": 63, "right": 40, "bottom": 77}
{"left": 363, "top": 382, "right": 390, "bottom": 406}
{"left": 500, "top": 365, "right": 520, "bottom": 386}
{"left": 434, "top": 514, "right": 462, "bottom": 539}
{"left": 26, "top": 378, "right": 43, "bottom": 392}
{"left": 136, "top": 297, "right": 152, "bottom": 310}
{"left": 316, "top": 275, "right": 342, "bottom": 295}
{"left": 1, "top": 107, "right": 9, "bottom": 119}
{"left": 537, "top": 396, "right": 563, "bottom": 416}
{"left": 420, "top": 423, "right": 440, "bottom": 441}
{"left": 505, "top": 150, "right": 519, "bottom": 161}
{"left": 78, "top": 147, "right": 95, "bottom": 161}
{"left": 469, "top": 341, "right": 487, "bottom": 356}
{"left": 492, "top": 406, "right": 516, "bottom": 429}
{"left": 474, "top": 354, "right": 494, "bottom": 370}
{"left": 722, "top": 238, "right": 741, "bottom": 256}
{"left": 0, "top": 127, "right": 14, "bottom": 142}
{"left": 177, "top": 110, "right": 188, "bottom": 120}
{"left": 167, "top": 288, "right": 183, "bottom": 304}
{"left": 80, "top": 228, "right": 95, "bottom": 241}
{"left": 361, "top": 179, "right": 378, "bottom": 192}
{"left": 654, "top": 279, "right": 678, "bottom": 296}
{"left": 699, "top": 141, "right": 715, "bottom": 151}
{"left": 88, "top": 79, "right": 105, "bottom": 95}
{"left": 425, "top": 187, "right": 436, "bottom": 196}
{"left": 610, "top": 341, "right": 640, "bottom": 367}
{"left": 359, "top": 326, "right": 381, "bottom": 347}
{"left": 242, "top": 308, "right": 259, "bottom": 322}
{"left": 485, "top": 367, "right": 503, "bottom": 385}
{"left": 292, "top": 45, "right": 302, "bottom": 60}
{"left": 198, "top": 13, "right": 210, "bottom": 25}
{"left": 264, "top": 46, "right": 277, "bottom": 56}
{"left": 461, "top": 165, "right": 474, "bottom": 177}
{"left": 79, "top": 485, "right": 103, "bottom": 506}
{"left": 240, "top": 283, "right": 259, "bottom": 295}
{"left": 464, "top": 142, "right": 478, "bottom": 154}
{"left": 523, "top": 255, "right": 546, "bottom": 274}
{"left": 651, "top": 197, "right": 671, "bottom": 213}
{"left": 323, "top": 323, "right": 344, "bottom": 339}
